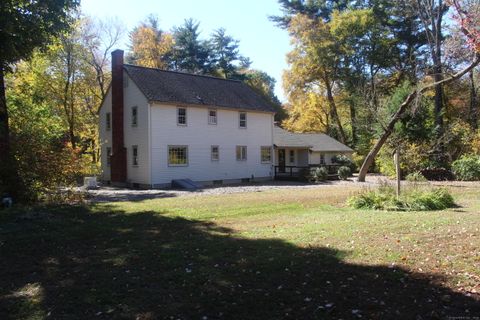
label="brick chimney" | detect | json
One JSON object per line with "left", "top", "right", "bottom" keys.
{"left": 110, "top": 49, "right": 127, "bottom": 183}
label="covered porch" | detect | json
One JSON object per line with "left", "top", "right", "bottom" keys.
{"left": 273, "top": 147, "right": 342, "bottom": 180}
{"left": 273, "top": 126, "right": 354, "bottom": 181}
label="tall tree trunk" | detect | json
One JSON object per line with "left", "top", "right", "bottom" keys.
{"left": 432, "top": 15, "right": 444, "bottom": 136}
{"left": 349, "top": 98, "right": 357, "bottom": 146}
{"left": 417, "top": 0, "right": 445, "bottom": 135}
{"left": 358, "top": 56, "right": 480, "bottom": 182}
{"left": 69, "top": 123, "right": 76, "bottom": 149}
{"left": 470, "top": 69, "right": 478, "bottom": 130}
{"left": 0, "top": 67, "right": 9, "bottom": 165}
{"left": 324, "top": 75, "right": 347, "bottom": 143}
{"left": 0, "top": 67, "right": 22, "bottom": 200}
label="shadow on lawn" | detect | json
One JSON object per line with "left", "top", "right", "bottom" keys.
{"left": 0, "top": 205, "right": 478, "bottom": 319}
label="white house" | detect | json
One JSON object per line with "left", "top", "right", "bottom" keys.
{"left": 99, "top": 50, "right": 353, "bottom": 188}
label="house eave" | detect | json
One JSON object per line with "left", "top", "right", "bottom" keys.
{"left": 149, "top": 100, "right": 276, "bottom": 114}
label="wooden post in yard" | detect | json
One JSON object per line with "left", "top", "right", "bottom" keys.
{"left": 394, "top": 146, "right": 401, "bottom": 199}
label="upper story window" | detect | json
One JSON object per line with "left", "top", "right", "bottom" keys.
{"left": 261, "top": 146, "right": 272, "bottom": 163}
{"left": 239, "top": 112, "right": 247, "bottom": 128}
{"left": 236, "top": 146, "right": 247, "bottom": 161}
{"left": 132, "top": 145, "right": 138, "bottom": 166}
{"left": 289, "top": 150, "right": 295, "bottom": 163}
{"left": 208, "top": 109, "right": 217, "bottom": 125}
{"left": 168, "top": 146, "right": 188, "bottom": 166}
{"left": 106, "top": 147, "right": 111, "bottom": 166}
{"left": 211, "top": 145, "right": 219, "bottom": 161}
{"left": 131, "top": 106, "right": 138, "bottom": 127}
{"left": 177, "top": 107, "right": 187, "bottom": 126}
{"left": 106, "top": 112, "right": 111, "bottom": 131}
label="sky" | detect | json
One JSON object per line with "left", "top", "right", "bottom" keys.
{"left": 81, "top": 0, "right": 292, "bottom": 101}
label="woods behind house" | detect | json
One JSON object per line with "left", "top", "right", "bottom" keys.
{"left": 1, "top": 0, "right": 479, "bottom": 201}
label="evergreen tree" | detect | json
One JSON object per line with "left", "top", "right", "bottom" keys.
{"left": 209, "top": 28, "right": 244, "bottom": 79}
{"left": 172, "top": 19, "right": 211, "bottom": 74}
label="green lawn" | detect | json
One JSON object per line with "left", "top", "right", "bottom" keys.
{"left": 1, "top": 184, "right": 479, "bottom": 319}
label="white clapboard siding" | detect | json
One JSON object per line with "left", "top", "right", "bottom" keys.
{"left": 123, "top": 75, "right": 150, "bottom": 185}
{"left": 98, "top": 72, "right": 151, "bottom": 185}
{"left": 150, "top": 103, "right": 274, "bottom": 185}
{"left": 99, "top": 89, "right": 112, "bottom": 181}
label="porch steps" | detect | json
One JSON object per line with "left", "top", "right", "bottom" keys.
{"left": 171, "top": 179, "right": 201, "bottom": 190}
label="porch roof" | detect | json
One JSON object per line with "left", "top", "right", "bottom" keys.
{"left": 273, "top": 126, "right": 353, "bottom": 153}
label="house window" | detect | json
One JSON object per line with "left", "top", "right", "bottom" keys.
{"left": 168, "top": 146, "right": 188, "bottom": 166}
{"left": 211, "top": 145, "right": 219, "bottom": 161}
{"left": 239, "top": 112, "right": 247, "bottom": 128}
{"left": 208, "top": 109, "right": 217, "bottom": 125}
{"left": 106, "top": 147, "right": 111, "bottom": 166}
{"left": 236, "top": 146, "right": 247, "bottom": 161}
{"left": 289, "top": 150, "right": 295, "bottom": 163}
{"left": 177, "top": 107, "right": 187, "bottom": 125}
{"left": 131, "top": 106, "right": 138, "bottom": 127}
{"left": 132, "top": 145, "right": 138, "bottom": 166}
{"left": 106, "top": 112, "right": 111, "bottom": 131}
{"left": 261, "top": 146, "right": 272, "bottom": 163}
{"left": 320, "top": 154, "right": 325, "bottom": 164}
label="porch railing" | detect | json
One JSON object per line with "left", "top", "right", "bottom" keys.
{"left": 274, "top": 164, "right": 343, "bottom": 179}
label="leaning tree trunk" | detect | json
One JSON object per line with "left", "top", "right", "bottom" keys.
{"left": 357, "top": 56, "right": 480, "bottom": 182}
{"left": 357, "top": 92, "right": 418, "bottom": 181}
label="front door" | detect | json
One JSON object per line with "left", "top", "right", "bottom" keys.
{"left": 278, "top": 149, "right": 286, "bottom": 173}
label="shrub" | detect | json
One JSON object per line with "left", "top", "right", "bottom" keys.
{"left": 313, "top": 167, "right": 328, "bottom": 182}
{"left": 452, "top": 155, "right": 480, "bottom": 181}
{"left": 406, "top": 188, "right": 455, "bottom": 211}
{"left": 376, "top": 142, "right": 433, "bottom": 178}
{"left": 347, "top": 186, "right": 455, "bottom": 211}
{"left": 332, "top": 154, "right": 356, "bottom": 172}
{"left": 298, "top": 168, "right": 312, "bottom": 182}
{"left": 338, "top": 166, "right": 351, "bottom": 180}
{"left": 419, "top": 168, "right": 454, "bottom": 181}
{"left": 406, "top": 172, "right": 427, "bottom": 183}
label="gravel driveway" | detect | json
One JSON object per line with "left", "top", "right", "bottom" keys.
{"left": 86, "top": 175, "right": 385, "bottom": 203}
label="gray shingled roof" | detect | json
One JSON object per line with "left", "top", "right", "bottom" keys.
{"left": 123, "top": 64, "right": 275, "bottom": 112}
{"left": 274, "top": 126, "right": 353, "bottom": 152}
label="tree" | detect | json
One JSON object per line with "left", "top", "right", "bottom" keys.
{"left": 285, "top": 14, "right": 351, "bottom": 142}
{"left": 0, "top": 0, "right": 79, "bottom": 199}
{"left": 127, "top": 15, "right": 174, "bottom": 69}
{"left": 449, "top": 0, "right": 480, "bottom": 130}
{"left": 357, "top": 1, "right": 480, "bottom": 181}
{"left": 209, "top": 28, "right": 245, "bottom": 79}
{"left": 172, "top": 19, "right": 211, "bottom": 74}
{"left": 82, "top": 16, "right": 125, "bottom": 100}
{"left": 243, "top": 69, "right": 286, "bottom": 121}
{"left": 416, "top": 0, "right": 448, "bottom": 135}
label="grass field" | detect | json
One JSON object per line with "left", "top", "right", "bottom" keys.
{"left": 0, "top": 183, "right": 479, "bottom": 319}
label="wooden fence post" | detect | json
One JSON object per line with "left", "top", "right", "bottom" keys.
{"left": 394, "top": 147, "right": 401, "bottom": 199}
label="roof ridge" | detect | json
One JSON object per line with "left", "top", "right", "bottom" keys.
{"left": 123, "top": 64, "right": 242, "bottom": 83}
